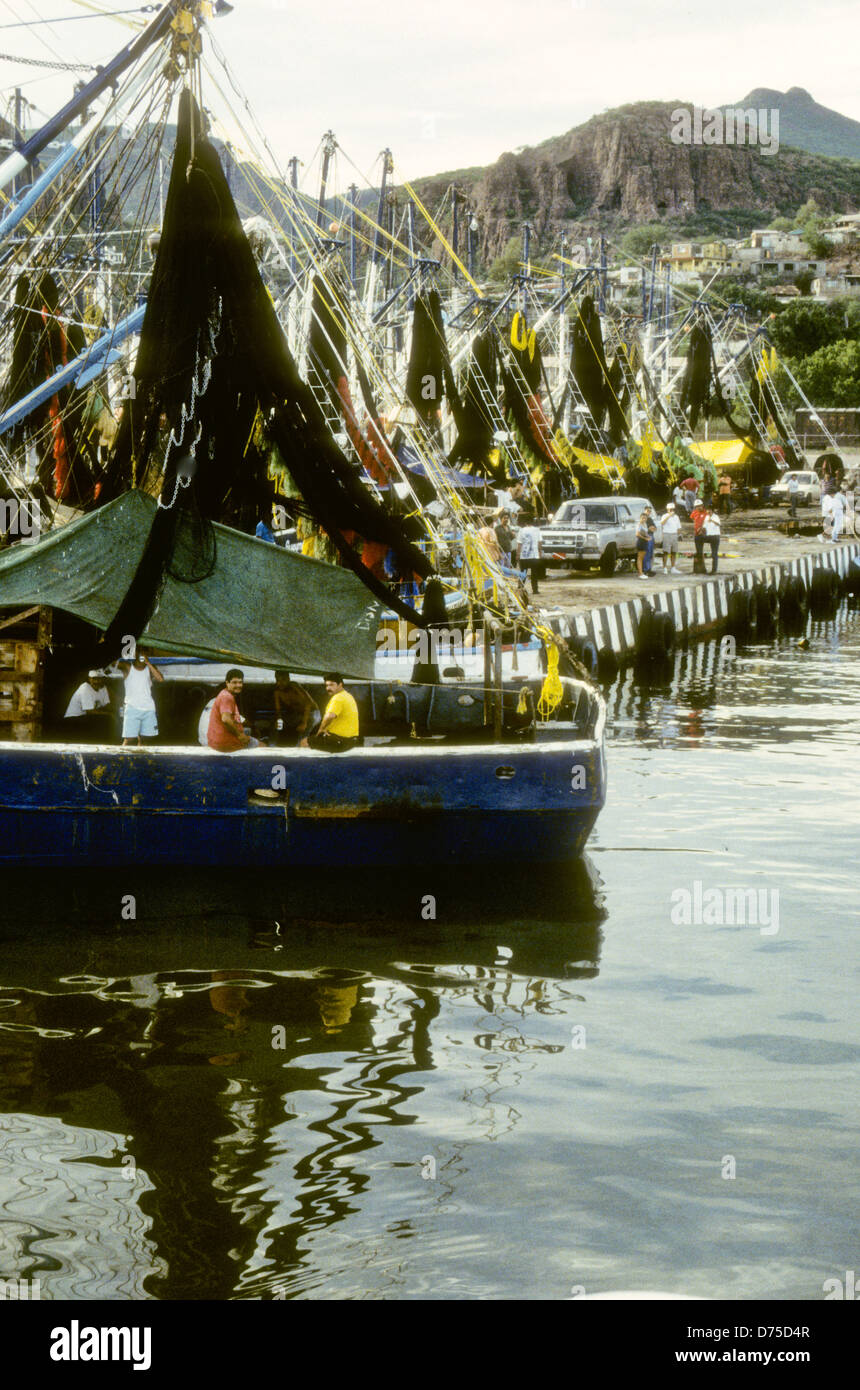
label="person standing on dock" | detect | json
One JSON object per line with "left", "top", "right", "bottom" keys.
{"left": 516, "top": 512, "right": 544, "bottom": 594}
{"left": 118, "top": 650, "right": 164, "bottom": 746}
{"left": 636, "top": 512, "right": 652, "bottom": 579}
{"left": 643, "top": 506, "right": 657, "bottom": 575}
{"left": 302, "top": 674, "right": 359, "bottom": 752}
{"left": 717, "top": 473, "right": 733, "bottom": 516}
{"left": 494, "top": 511, "right": 515, "bottom": 566}
{"left": 703, "top": 508, "right": 722, "bottom": 573}
{"left": 787, "top": 473, "right": 799, "bottom": 517}
{"left": 660, "top": 503, "right": 682, "bottom": 574}
{"left": 691, "top": 498, "right": 707, "bottom": 573}
{"left": 830, "top": 486, "right": 846, "bottom": 543}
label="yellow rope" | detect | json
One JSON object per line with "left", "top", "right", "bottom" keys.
{"left": 537, "top": 636, "right": 564, "bottom": 718}
{"left": 401, "top": 178, "right": 484, "bottom": 299}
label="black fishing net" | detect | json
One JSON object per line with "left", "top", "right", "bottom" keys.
{"left": 449, "top": 329, "right": 499, "bottom": 476}
{"left": 95, "top": 91, "right": 431, "bottom": 655}
{"left": 571, "top": 295, "right": 610, "bottom": 427}
{"left": 1, "top": 272, "right": 101, "bottom": 507}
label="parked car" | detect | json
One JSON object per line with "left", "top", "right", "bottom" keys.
{"left": 540, "top": 496, "right": 663, "bottom": 576}
{"left": 769, "top": 471, "right": 821, "bottom": 506}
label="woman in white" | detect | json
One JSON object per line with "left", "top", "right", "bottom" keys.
{"left": 660, "top": 502, "right": 682, "bottom": 574}
{"left": 830, "top": 487, "right": 846, "bottom": 543}
{"left": 703, "top": 508, "right": 721, "bottom": 574}
{"left": 820, "top": 490, "right": 833, "bottom": 541}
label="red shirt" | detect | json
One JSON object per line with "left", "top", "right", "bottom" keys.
{"left": 691, "top": 506, "right": 707, "bottom": 535}
{"left": 207, "top": 689, "right": 245, "bottom": 751}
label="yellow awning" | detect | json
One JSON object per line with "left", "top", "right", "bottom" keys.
{"left": 688, "top": 439, "right": 752, "bottom": 468}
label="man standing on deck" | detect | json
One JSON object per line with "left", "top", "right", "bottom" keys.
{"left": 118, "top": 649, "right": 164, "bottom": 746}
{"left": 207, "top": 669, "right": 259, "bottom": 751}
{"left": 787, "top": 472, "right": 799, "bottom": 517}
{"left": 302, "top": 674, "right": 359, "bottom": 752}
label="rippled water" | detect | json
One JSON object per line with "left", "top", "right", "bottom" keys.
{"left": 1, "top": 604, "right": 859, "bottom": 1300}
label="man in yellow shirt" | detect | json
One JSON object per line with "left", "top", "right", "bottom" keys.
{"left": 301, "top": 673, "right": 360, "bottom": 752}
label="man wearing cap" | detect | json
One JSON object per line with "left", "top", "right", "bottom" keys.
{"left": 63, "top": 670, "right": 114, "bottom": 743}
{"left": 660, "top": 502, "right": 683, "bottom": 574}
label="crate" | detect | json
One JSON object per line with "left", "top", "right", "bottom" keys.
{"left": 0, "top": 605, "right": 51, "bottom": 742}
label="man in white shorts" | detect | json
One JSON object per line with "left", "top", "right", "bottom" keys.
{"left": 660, "top": 502, "right": 682, "bottom": 574}
{"left": 118, "top": 648, "right": 164, "bottom": 746}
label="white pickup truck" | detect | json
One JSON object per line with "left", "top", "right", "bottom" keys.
{"left": 540, "top": 496, "right": 663, "bottom": 576}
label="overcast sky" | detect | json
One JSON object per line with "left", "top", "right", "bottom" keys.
{"left": 2, "top": 0, "right": 858, "bottom": 189}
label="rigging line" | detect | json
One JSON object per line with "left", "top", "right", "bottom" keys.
{"left": 0, "top": 7, "right": 155, "bottom": 28}
{"left": 6, "top": 0, "right": 86, "bottom": 68}
{"left": 202, "top": 43, "right": 414, "bottom": 263}
{"left": 7, "top": 70, "right": 169, "bottom": 288}
{"left": 200, "top": 71, "right": 414, "bottom": 267}
{"left": 400, "top": 173, "right": 483, "bottom": 298}
{"left": 0, "top": 52, "right": 96, "bottom": 70}
{"left": 67, "top": 0, "right": 145, "bottom": 29}
{"left": 3, "top": 80, "right": 173, "bottom": 405}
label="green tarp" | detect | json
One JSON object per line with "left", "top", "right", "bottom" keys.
{"left": 0, "top": 491, "right": 383, "bottom": 678}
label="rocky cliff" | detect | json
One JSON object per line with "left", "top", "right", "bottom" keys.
{"left": 411, "top": 100, "right": 860, "bottom": 265}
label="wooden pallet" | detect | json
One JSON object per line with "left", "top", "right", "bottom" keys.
{"left": 0, "top": 605, "right": 52, "bottom": 742}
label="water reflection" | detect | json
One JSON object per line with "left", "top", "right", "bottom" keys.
{"left": 602, "top": 600, "right": 860, "bottom": 750}
{"left": 2, "top": 600, "right": 858, "bottom": 1301}
{"left": 0, "top": 859, "right": 605, "bottom": 1300}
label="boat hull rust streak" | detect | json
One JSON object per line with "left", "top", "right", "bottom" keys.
{"left": 569, "top": 543, "right": 860, "bottom": 659}
{"left": 0, "top": 734, "right": 606, "bottom": 868}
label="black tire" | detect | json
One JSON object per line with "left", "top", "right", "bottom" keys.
{"left": 727, "top": 587, "right": 756, "bottom": 637}
{"left": 841, "top": 560, "right": 860, "bottom": 597}
{"left": 636, "top": 607, "right": 675, "bottom": 662}
{"left": 779, "top": 574, "right": 808, "bottom": 613}
{"left": 569, "top": 635, "right": 599, "bottom": 676}
{"left": 596, "top": 646, "right": 619, "bottom": 681}
{"left": 810, "top": 566, "right": 840, "bottom": 614}
{"left": 599, "top": 544, "right": 617, "bottom": 577}
{"left": 754, "top": 582, "right": 779, "bottom": 633}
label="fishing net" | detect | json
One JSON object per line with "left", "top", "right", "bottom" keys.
{"left": 95, "top": 90, "right": 431, "bottom": 654}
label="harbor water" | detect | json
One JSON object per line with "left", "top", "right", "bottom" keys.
{"left": 1, "top": 604, "right": 858, "bottom": 1301}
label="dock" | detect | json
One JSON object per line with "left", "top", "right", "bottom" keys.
{"left": 542, "top": 528, "right": 860, "bottom": 665}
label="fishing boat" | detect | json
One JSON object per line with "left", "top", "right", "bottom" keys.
{"left": 0, "top": 9, "right": 606, "bottom": 868}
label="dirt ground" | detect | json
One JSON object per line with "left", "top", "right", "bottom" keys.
{"left": 538, "top": 503, "right": 860, "bottom": 616}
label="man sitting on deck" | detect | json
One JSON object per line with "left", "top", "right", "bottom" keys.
{"left": 301, "top": 673, "right": 359, "bottom": 753}
{"left": 207, "top": 669, "right": 260, "bottom": 752}
{"left": 63, "top": 670, "right": 113, "bottom": 743}
{"left": 273, "top": 670, "right": 317, "bottom": 745}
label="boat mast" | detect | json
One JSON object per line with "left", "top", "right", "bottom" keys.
{"left": 0, "top": 0, "right": 180, "bottom": 193}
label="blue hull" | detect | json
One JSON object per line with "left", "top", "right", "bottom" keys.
{"left": 0, "top": 733, "right": 606, "bottom": 868}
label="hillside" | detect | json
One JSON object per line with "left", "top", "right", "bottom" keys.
{"left": 727, "top": 87, "right": 860, "bottom": 161}
{"left": 410, "top": 99, "right": 860, "bottom": 264}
